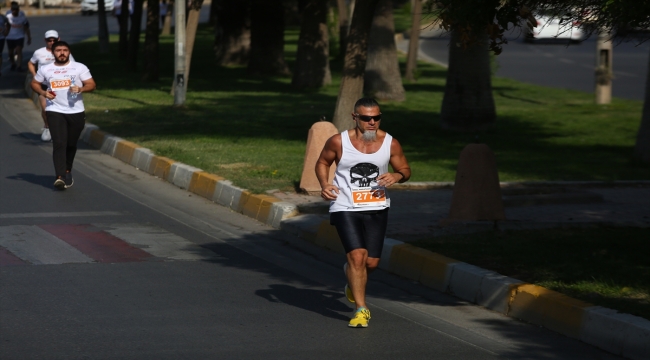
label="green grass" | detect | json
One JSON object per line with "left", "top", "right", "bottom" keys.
{"left": 73, "top": 25, "right": 648, "bottom": 193}
{"left": 411, "top": 227, "right": 650, "bottom": 321}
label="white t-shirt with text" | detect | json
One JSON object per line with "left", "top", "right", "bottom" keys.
{"left": 34, "top": 61, "right": 92, "bottom": 114}
{"left": 30, "top": 47, "right": 75, "bottom": 67}
{"left": 6, "top": 11, "right": 29, "bottom": 40}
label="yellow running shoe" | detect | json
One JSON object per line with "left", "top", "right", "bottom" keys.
{"left": 344, "top": 284, "right": 355, "bottom": 303}
{"left": 348, "top": 307, "right": 371, "bottom": 328}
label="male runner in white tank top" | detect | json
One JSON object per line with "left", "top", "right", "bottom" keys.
{"left": 316, "top": 97, "right": 411, "bottom": 328}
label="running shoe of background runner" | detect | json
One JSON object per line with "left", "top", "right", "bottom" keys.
{"left": 41, "top": 128, "right": 51, "bottom": 141}
{"left": 54, "top": 177, "right": 65, "bottom": 190}
{"left": 64, "top": 172, "right": 74, "bottom": 188}
{"left": 348, "top": 307, "right": 371, "bottom": 328}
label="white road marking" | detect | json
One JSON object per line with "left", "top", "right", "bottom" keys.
{"left": 0, "top": 211, "right": 127, "bottom": 219}
{"left": 98, "top": 223, "right": 219, "bottom": 261}
{"left": 0, "top": 225, "right": 93, "bottom": 265}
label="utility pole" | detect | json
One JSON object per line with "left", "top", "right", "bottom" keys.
{"left": 173, "top": 0, "right": 186, "bottom": 106}
{"left": 595, "top": 28, "right": 613, "bottom": 104}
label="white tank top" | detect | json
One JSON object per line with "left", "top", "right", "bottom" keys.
{"left": 330, "top": 131, "right": 392, "bottom": 212}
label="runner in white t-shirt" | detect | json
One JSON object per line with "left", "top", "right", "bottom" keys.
{"left": 31, "top": 41, "right": 97, "bottom": 190}
{"left": 6, "top": 2, "right": 31, "bottom": 72}
{"left": 28, "top": 30, "right": 76, "bottom": 142}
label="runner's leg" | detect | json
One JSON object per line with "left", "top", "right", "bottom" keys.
{"left": 65, "top": 112, "right": 86, "bottom": 172}
{"left": 47, "top": 112, "right": 68, "bottom": 178}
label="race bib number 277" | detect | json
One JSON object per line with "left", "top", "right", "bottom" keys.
{"left": 351, "top": 187, "right": 386, "bottom": 207}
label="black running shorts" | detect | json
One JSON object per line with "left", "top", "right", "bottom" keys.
{"left": 0, "top": 39, "right": 5, "bottom": 53}
{"left": 330, "top": 209, "right": 389, "bottom": 258}
{"left": 6, "top": 38, "right": 24, "bottom": 50}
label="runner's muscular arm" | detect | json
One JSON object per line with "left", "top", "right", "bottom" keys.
{"left": 72, "top": 77, "right": 97, "bottom": 94}
{"left": 27, "top": 60, "right": 37, "bottom": 77}
{"left": 25, "top": 22, "right": 31, "bottom": 45}
{"left": 31, "top": 77, "right": 55, "bottom": 99}
{"left": 315, "top": 134, "right": 342, "bottom": 201}
{"left": 377, "top": 138, "right": 411, "bottom": 187}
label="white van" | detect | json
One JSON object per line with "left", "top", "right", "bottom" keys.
{"left": 80, "top": 0, "right": 114, "bottom": 15}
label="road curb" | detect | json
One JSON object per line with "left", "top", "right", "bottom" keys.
{"left": 23, "top": 75, "right": 649, "bottom": 360}
{"left": 24, "top": 74, "right": 298, "bottom": 228}
{"left": 21, "top": 8, "right": 79, "bottom": 17}
{"left": 289, "top": 215, "right": 650, "bottom": 360}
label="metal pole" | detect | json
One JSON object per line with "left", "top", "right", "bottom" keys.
{"left": 173, "top": 0, "right": 186, "bottom": 106}
{"left": 595, "top": 28, "right": 613, "bottom": 104}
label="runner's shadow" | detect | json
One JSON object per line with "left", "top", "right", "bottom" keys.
{"left": 256, "top": 284, "right": 352, "bottom": 321}
{"left": 6, "top": 173, "right": 54, "bottom": 189}
{"left": 10, "top": 132, "right": 45, "bottom": 143}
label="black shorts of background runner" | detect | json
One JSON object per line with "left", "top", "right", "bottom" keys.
{"left": 6, "top": 38, "right": 24, "bottom": 50}
{"left": 330, "top": 209, "right": 389, "bottom": 258}
{"left": 46, "top": 111, "right": 85, "bottom": 178}
{"left": 0, "top": 39, "right": 5, "bottom": 53}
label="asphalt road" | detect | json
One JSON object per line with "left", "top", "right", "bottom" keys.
{"left": 418, "top": 27, "right": 649, "bottom": 101}
{"left": 0, "top": 13, "right": 624, "bottom": 359}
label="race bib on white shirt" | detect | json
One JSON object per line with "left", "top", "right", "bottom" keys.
{"left": 351, "top": 186, "right": 387, "bottom": 208}
{"left": 34, "top": 61, "right": 92, "bottom": 114}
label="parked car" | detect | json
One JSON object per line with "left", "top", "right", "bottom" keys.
{"left": 80, "top": 0, "right": 114, "bottom": 15}
{"left": 525, "top": 15, "right": 584, "bottom": 43}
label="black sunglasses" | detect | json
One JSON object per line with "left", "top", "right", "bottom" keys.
{"left": 46, "top": 38, "right": 57, "bottom": 42}
{"left": 355, "top": 114, "right": 382, "bottom": 122}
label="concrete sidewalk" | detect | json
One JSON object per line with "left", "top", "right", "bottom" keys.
{"left": 12, "top": 67, "right": 650, "bottom": 359}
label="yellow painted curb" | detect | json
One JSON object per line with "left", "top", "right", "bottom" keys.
{"left": 113, "top": 140, "right": 140, "bottom": 164}
{"left": 240, "top": 193, "right": 279, "bottom": 222}
{"left": 315, "top": 221, "right": 344, "bottom": 253}
{"left": 88, "top": 129, "right": 107, "bottom": 149}
{"left": 188, "top": 172, "right": 224, "bottom": 199}
{"left": 418, "top": 251, "right": 460, "bottom": 291}
{"left": 148, "top": 156, "right": 175, "bottom": 179}
{"left": 22, "top": 9, "right": 78, "bottom": 16}
{"left": 508, "top": 284, "right": 592, "bottom": 339}
{"left": 388, "top": 244, "right": 437, "bottom": 281}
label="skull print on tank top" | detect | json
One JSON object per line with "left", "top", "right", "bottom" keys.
{"left": 330, "top": 131, "right": 392, "bottom": 212}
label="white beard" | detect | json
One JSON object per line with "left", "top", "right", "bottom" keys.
{"left": 361, "top": 130, "right": 377, "bottom": 142}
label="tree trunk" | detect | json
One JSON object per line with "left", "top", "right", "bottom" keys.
{"left": 142, "top": 0, "right": 159, "bottom": 81}
{"left": 214, "top": 0, "right": 250, "bottom": 66}
{"left": 292, "top": 0, "right": 331, "bottom": 89}
{"left": 183, "top": 0, "right": 204, "bottom": 89}
{"left": 404, "top": 0, "right": 422, "bottom": 81}
{"left": 248, "top": 0, "right": 290, "bottom": 75}
{"left": 162, "top": 0, "right": 173, "bottom": 35}
{"left": 440, "top": 29, "right": 496, "bottom": 131}
{"left": 634, "top": 50, "right": 650, "bottom": 163}
{"left": 208, "top": 0, "right": 217, "bottom": 26}
{"left": 119, "top": 0, "right": 130, "bottom": 57}
{"left": 336, "top": 0, "right": 348, "bottom": 60}
{"left": 363, "top": 0, "right": 404, "bottom": 101}
{"left": 97, "top": 0, "right": 110, "bottom": 53}
{"left": 126, "top": 0, "right": 145, "bottom": 72}
{"left": 331, "top": 0, "right": 380, "bottom": 132}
